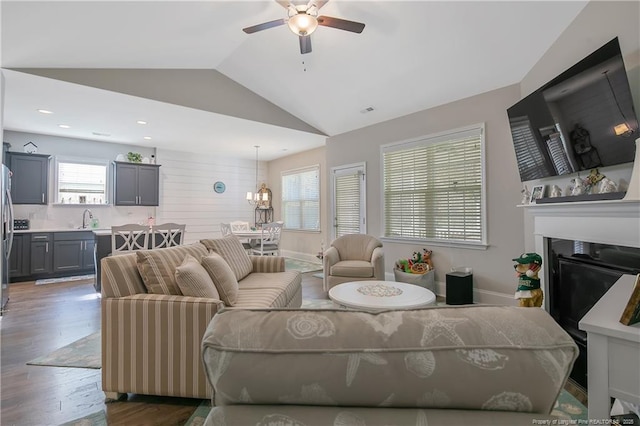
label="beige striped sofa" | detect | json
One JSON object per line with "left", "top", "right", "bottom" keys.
{"left": 101, "top": 240, "right": 301, "bottom": 401}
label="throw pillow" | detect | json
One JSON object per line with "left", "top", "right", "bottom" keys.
{"left": 136, "top": 243, "right": 208, "bottom": 294}
{"left": 200, "top": 236, "right": 253, "bottom": 281}
{"left": 174, "top": 254, "right": 220, "bottom": 299}
{"left": 201, "top": 253, "right": 239, "bottom": 306}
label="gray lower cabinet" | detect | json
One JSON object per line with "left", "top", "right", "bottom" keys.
{"left": 9, "top": 234, "right": 28, "bottom": 278}
{"left": 114, "top": 162, "right": 160, "bottom": 206}
{"left": 53, "top": 232, "right": 95, "bottom": 273}
{"left": 30, "top": 233, "right": 52, "bottom": 275}
{"left": 7, "top": 152, "right": 50, "bottom": 205}
{"left": 83, "top": 239, "right": 95, "bottom": 270}
{"left": 9, "top": 231, "right": 96, "bottom": 281}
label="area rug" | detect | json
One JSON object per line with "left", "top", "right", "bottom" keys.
{"left": 552, "top": 388, "right": 588, "bottom": 421}
{"left": 59, "top": 410, "right": 107, "bottom": 426}
{"left": 27, "top": 331, "right": 101, "bottom": 369}
{"left": 284, "top": 258, "right": 322, "bottom": 273}
{"left": 184, "top": 400, "right": 211, "bottom": 426}
{"left": 182, "top": 390, "right": 587, "bottom": 424}
{"left": 301, "top": 298, "right": 335, "bottom": 309}
{"left": 35, "top": 274, "right": 95, "bottom": 285}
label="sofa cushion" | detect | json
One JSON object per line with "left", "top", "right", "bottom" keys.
{"left": 202, "top": 306, "right": 578, "bottom": 411}
{"left": 330, "top": 260, "right": 374, "bottom": 278}
{"left": 174, "top": 254, "right": 221, "bottom": 299}
{"left": 136, "top": 243, "right": 209, "bottom": 295}
{"left": 238, "top": 271, "right": 301, "bottom": 307}
{"left": 200, "top": 237, "right": 253, "bottom": 281}
{"left": 201, "top": 253, "right": 239, "bottom": 306}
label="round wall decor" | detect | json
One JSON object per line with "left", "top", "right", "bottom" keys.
{"left": 213, "top": 181, "right": 226, "bottom": 193}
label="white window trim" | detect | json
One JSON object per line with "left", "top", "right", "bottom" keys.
{"left": 53, "top": 155, "right": 111, "bottom": 206}
{"left": 330, "top": 162, "right": 366, "bottom": 240}
{"left": 379, "top": 123, "right": 488, "bottom": 250}
{"left": 281, "top": 164, "right": 321, "bottom": 232}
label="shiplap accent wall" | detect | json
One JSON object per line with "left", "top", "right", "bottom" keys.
{"left": 155, "top": 148, "right": 267, "bottom": 244}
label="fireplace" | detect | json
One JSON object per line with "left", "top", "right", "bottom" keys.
{"left": 548, "top": 238, "right": 640, "bottom": 389}
{"left": 526, "top": 198, "right": 640, "bottom": 390}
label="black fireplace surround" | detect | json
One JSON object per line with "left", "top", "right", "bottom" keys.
{"left": 548, "top": 238, "right": 640, "bottom": 389}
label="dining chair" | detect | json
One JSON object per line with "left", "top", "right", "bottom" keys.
{"left": 111, "top": 224, "right": 150, "bottom": 255}
{"left": 151, "top": 223, "right": 186, "bottom": 249}
{"left": 229, "top": 221, "right": 253, "bottom": 252}
{"left": 251, "top": 221, "right": 283, "bottom": 256}
{"left": 220, "top": 222, "right": 232, "bottom": 237}
{"left": 230, "top": 221, "right": 250, "bottom": 232}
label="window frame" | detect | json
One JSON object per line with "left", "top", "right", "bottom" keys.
{"left": 380, "top": 123, "right": 488, "bottom": 249}
{"left": 281, "top": 164, "right": 321, "bottom": 232}
{"left": 53, "top": 156, "right": 111, "bottom": 206}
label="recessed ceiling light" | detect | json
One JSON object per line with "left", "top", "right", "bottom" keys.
{"left": 37, "top": 109, "right": 53, "bottom": 114}
{"left": 58, "top": 124, "right": 71, "bottom": 129}
{"left": 136, "top": 120, "right": 147, "bottom": 125}
{"left": 143, "top": 136, "right": 152, "bottom": 140}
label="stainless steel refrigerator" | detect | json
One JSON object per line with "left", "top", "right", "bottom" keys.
{"left": 1, "top": 164, "right": 14, "bottom": 314}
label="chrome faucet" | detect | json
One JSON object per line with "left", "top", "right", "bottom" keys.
{"left": 82, "top": 209, "right": 93, "bottom": 229}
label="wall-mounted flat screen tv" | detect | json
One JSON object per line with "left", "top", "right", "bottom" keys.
{"left": 507, "top": 37, "right": 638, "bottom": 182}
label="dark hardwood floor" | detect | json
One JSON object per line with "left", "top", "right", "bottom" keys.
{"left": 1, "top": 272, "right": 587, "bottom": 425}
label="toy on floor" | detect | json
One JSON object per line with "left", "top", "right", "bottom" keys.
{"left": 513, "top": 252, "right": 543, "bottom": 307}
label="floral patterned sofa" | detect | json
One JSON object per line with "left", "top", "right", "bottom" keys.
{"left": 201, "top": 305, "right": 578, "bottom": 425}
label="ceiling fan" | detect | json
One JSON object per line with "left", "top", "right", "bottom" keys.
{"left": 242, "top": 0, "right": 365, "bottom": 54}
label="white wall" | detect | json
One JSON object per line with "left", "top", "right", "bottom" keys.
{"left": 4, "top": 130, "right": 156, "bottom": 229}
{"left": 325, "top": 85, "right": 524, "bottom": 304}
{"left": 155, "top": 148, "right": 267, "bottom": 245}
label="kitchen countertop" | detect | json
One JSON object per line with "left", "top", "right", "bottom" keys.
{"left": 15, "top": 228, "right": 111, "bottom": 235}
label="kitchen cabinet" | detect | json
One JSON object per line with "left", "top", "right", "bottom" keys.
{"left": 114, "top": 162, "right": 160, "bottom": 206}
{"left": 7, "top": 152, "right": 50, "bottom": 205}
{"left": 53, "top": 232, "right": 95, "bottom": 273}
{"left": 30, "top": 233, "right": 53, "bottom": 275}
{"left": 9, "top": 234, "right": 28, "bottom": 278}
{"left": 83, "top": 238, "right": 95, "bottom": 270}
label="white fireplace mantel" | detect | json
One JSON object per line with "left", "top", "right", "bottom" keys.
{"left": 523, "top": 199, "right": 640, "bottom": 311}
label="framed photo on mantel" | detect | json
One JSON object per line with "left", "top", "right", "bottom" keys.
{"left": 619, "top": 274, "right": 640, "bottom": 326}
{"left": 530, "top": 185, "right": 545, "bottom": 204}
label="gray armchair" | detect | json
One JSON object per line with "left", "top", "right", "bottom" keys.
{"left": 323, "top": 234, "right": 385, "bottom": 291}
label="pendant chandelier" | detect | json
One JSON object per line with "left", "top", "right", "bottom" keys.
{"left": 246, "top": 145, "right": 269, "bottom": 205}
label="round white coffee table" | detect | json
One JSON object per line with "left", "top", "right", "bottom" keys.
{"left": 328, "top": 280, "right": 436, "bottom": 311}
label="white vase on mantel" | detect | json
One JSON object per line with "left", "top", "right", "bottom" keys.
{"left": 623, "top": 138, "right": 640, "bottom": 201}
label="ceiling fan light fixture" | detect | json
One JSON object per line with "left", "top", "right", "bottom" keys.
{"left": 288, "top": 13, "right": 318, "bottom": 36}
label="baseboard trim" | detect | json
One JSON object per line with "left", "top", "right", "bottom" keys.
{"left": 384, "top": 271, "right": 518, "bottom": 306}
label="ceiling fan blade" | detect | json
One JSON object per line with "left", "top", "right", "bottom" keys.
{"left": 307, "top": 0, "right": 329, "bottom": 11}
{"left": 275, "top": 0, "right": 292, "bottom": 8}
{"left": 242, "top": 18, "right": 287, "bottom": 34}
{"left": 317, "top": 15, "right": 365, "bottom": 33}
{"left": 299, "top": 35, "right": 312, "bottom": 54}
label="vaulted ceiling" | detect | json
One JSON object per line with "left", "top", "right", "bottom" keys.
{"left": 1, "top": 1, "right": 588, "bottom": 160}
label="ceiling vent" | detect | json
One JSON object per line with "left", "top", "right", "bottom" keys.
{"left": 360, "top": 106, "right": 375, "bottom": 114}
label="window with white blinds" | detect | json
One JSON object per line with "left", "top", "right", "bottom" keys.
{"left": 282, "top": 165, "right": 320, "bottom": 231}
{"left": 509, "top": 116, "right": 549, "bottom": 180}
{"left": 56, "top": 160, "right": 108, "bottom": 204}
{"left": 382, "top": 125, "right": 486, "bottom": 245}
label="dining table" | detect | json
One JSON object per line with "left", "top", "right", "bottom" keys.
{"left": 231, "top": 229, "right": 264, "bottom": 239}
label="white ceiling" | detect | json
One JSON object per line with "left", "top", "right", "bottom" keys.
{"left": 1, "top": 0, "right": 588, "bottom": 161}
